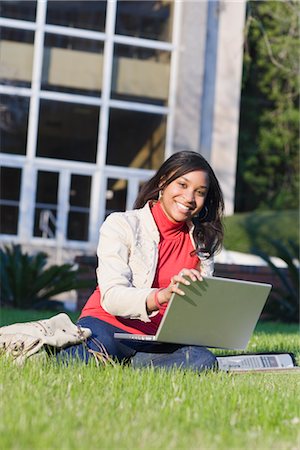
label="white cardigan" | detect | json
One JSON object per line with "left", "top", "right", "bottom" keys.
{"left": 97, "top": 203, "right": 214, "bottom": 323}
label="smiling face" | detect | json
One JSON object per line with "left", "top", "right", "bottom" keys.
{"left": 159, "top": 170, "right": 209, "bottom": 223}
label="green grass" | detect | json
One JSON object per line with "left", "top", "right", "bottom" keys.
{"left": 1, "top": 309, "right": 300, "bottom": 450}
{"left": 223, "top": 209, "right": 299, "bottom": 255}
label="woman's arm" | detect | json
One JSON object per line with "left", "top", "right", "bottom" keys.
{"left": 96, "top": 213, "right": 156, "bottom": 322}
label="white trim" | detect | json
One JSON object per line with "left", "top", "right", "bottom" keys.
{"left": 56, "top": 169, "right": 71, "bottom": 249}
{"left": 0, "top": 85, "right": 32, "bottom": 97}
{"left": 89, "top": 0, "right": 117, "bottom": 242}
{"left": 104, "top": 165, "right": 154, "bottom": 179}
{"left": 0, "top": 17, "right": 37, "bottom": 30}
{"left": 109, "top": 99, "right": 168, "bottom": 115}
{"left": 96, "top": 0, "right": 117, "bottom": 169}
{"left": 126, "top": 178, "right": 140, "bottom": 211}
{"left": 26, "top": 0, "right": 46, "bottom": 162}
{"left": 44, "top": 24, "right": 106, "bottom": 41}
{"left": 39, "top": 90, "right": 102, "bottom": 106}
{"left": 113, "top": 34, "right": 173, "bottom": 51}
{"left": 0, "top": 155, "right": 27, "bottom": 166}
{"left": 165, "top": 0, "right": 182, "bottom": 159}
{"left": 18, "top": 163, "right": 37, "bottom": 241}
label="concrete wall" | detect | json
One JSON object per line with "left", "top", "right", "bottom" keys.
{"left": 174, "top": 0, "right": 246, "bottom": 215}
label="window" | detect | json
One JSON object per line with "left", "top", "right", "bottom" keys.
{"left": 115, "top": 1, "right": 174, "bottom": 42}
{"left": 67, "top": 174, "right": 91, "bottom": 241}
{"left": 0, "top": 95, "right": 29, "bottom": 155}
{"left": 0, "top": 1, "right": 37, "bottom": 22}
{"left": 112, "top": 44, "right": 170, "bottom": 106}
{"left": 107, "top": 108, "right": 166, "bottom": 170}
{"left": 34, "top": 171, "right": 59, "bottom": 238}
{"left": 36, "top": 99, "right": 100, "bottom": 163}
{"left": 46, "top": 1, "right": 106, "bottom": 32}
{"left": 42, "top": 34, "right": 104, "bottom": 96}
{"left": 105, "top": 177, "right": 128, "bottom": 217}
{"left": 0, "top": 166, "right": 22, "bottom": 234}
{"left": 0, "top": 28, "right": 34, "bottom": 88}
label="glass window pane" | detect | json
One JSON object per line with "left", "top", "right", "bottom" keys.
{"left": 0, "top": 205, "right": 19, "bottom": 234}
{"left": 107, "top": 109, "right": 166, "bottom": 170}
{"left": 46, "top": 1, "right": 106, "bottom": 32}
{"left": 35, "top": 171, "right": 59, "bottom": 205}
{"left": 67, "top": 175, "right": 91, "bottom": 241}
{"left": 67, "top": 212, "right": 89, "bottom": 241}
{"left": 34, "top": 171, "right": 59, "bottom": 238}
{"left": 112, "top": 44, "right": 170, "bottom": 106}
{"left": 105, "top": 178, "right": 128, "bottom": 216}
{"left": 0, "top": 166, "right": 21, "bottom": 234}
{"left": 116, "top": 1, "right": 174, "bottom": 42}
{"left": 42, "top": 34, "right": 104, "bottom": 96}
{"left": 0, "top": 28, "right": 34, "bottom": 88}
{"left": 0, "top": 1, "right": 37, "bottom": 21}
{"left": 36, "top": 100, "right": 99, "bottom": 163}
{"left": 70, "top": 175, "right": 91, "bottom": 208}
{"left": 0, "top": 166, "right": 21, "bottom": 201}
{"left": 0, "top": 94, "right": 29, "bottom": 155}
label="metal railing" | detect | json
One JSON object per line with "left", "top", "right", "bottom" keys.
{"left": 39, "top": 209, "right": 57, "bottom": 239}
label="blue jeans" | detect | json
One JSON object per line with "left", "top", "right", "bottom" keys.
{"left": 58, "top": 316, "right": 217, "bottom": 372}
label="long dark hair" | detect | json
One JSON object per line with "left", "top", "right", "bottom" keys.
{"left": 134, "top": 151, "right": 224, "bottom": 257}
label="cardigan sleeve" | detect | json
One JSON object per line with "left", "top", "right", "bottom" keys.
{"left": 96, "top": 213, "right": 155, "bottom": 322}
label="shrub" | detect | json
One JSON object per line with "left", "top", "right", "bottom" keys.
{"left": 0, "top": 244, "right": 93, "bottom": 310}
{"left": 252, "top": 239, "right": 299, "bottom": 322}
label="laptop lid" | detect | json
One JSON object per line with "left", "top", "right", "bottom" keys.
{"left": 152, "top": 276, "right": 272, "bottom": 349}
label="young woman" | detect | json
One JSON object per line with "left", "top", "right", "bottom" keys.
{"left": 59, "top": 150, "right": 224, "bottom": 371}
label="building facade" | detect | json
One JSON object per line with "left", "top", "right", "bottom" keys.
{"left": 0, "top": 0, "right": 246, "bottom": 260}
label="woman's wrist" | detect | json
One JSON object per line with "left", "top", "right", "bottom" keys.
{"left": 154, "top": 288, "right": 165, "bottom": 310}
{"left": 146, "top": 288, "right": 167, "bottom": 314}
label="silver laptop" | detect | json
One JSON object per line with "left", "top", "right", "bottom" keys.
{"left": 114, "top": 276, "right": 272, "bottom": 350}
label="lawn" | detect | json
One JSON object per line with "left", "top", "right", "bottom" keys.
{"left": 0, "top": 309, "right": 299, "bottom": 450}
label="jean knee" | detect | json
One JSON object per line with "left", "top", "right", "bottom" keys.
{"left": 185, "top": 346, "right": 217, "bottom": 371}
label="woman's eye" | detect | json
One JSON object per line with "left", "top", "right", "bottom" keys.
{"left": 178, "top": 182, "right": 186, "bottom": 188}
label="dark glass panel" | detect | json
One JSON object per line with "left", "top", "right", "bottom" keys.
{"left": 105, "top": 177, "right": 127, "bottom": 216}
{"left": 0, "top": 205, "right": 19, "bottom": 234}
{"left": 0, "top": 28, "right": 34, "bottom": 88}
{"left": 67, "top": 174, "right": 91, "bottom": 241}
{"left": 35, "top": 171, "right": 59, "bottom": 205}
{"left": 36, "top": 100, "right": 99, "bottom": 163}
{"left": 69, "top": 175, "right": 91, "bottom": 208}
{"left": 112, "top": 44, "right": 170, "bottom": 106}
{"left": 0, "top": 1, "right": 36, "bottom": 21}
{"left": 34, "top": 171, "right": 59, "bottom": 238}
{"left": 46, "top": 1, "right": 106, "bottom": 32}
{"left": 67, "top": 211, "right": 89, "bottom": 241}
{"left": 116, "top": 1, "right": 173, "bottom": 41}
{"left": 0, "top": 166, "right": 21, "bottom": 235}
{"left": 107, "top": 108, "right": 166, "bottom": 170}
{"left": 0, "top": 166, "right": 21, "bottom": 201}
{"left": 0, "top": 94, "right": 29, "bottom": 155}
{"left": 42, "top": 34, "right": 104, "bottom": 96}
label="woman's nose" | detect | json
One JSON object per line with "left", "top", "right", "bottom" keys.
{"left": 184, "top": 190, "right": 195, "bottom": 203}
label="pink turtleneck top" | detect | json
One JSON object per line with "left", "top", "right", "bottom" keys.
{"left": 80, "top": 201, "right": 199, "bottom": 335}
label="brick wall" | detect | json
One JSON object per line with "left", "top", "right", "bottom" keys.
{"left": 75, "top": 256, "right": 288, "bottom": 316}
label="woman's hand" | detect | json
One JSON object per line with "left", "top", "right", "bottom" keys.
{"left": 146, "top": 268, "right": 203, "bottom": 313}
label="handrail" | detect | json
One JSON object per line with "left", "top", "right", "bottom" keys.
{"left": 39, "top": 209, "right": 56, "bottom": 239}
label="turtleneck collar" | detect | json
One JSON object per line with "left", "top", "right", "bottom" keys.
{"left": 151, "top": 201, "right": 187, "bottom": 240}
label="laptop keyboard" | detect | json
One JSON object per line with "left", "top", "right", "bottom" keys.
{"left": 217, "top": 355, "right": 280, "bottom": 370}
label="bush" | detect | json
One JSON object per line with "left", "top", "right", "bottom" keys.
{"left": 224, "top": 209, "right": 299, "bottom": 256}
{"left": 253, "top": 239, "right": 299, "bottom": 323}
{"left": 0, "top": 244, "right": 93, "bottom": 310}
